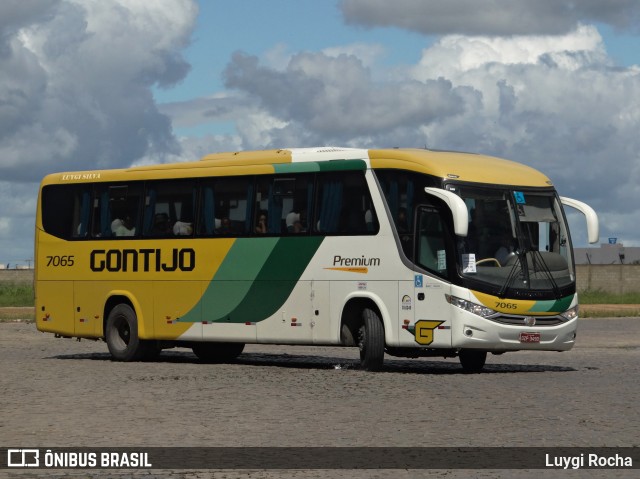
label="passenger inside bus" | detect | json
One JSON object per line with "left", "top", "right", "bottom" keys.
{"left": 173, "top": 219, "right": 193, "bottom": 236}
{"left": 151, "top": 213, "right": 172, "bottom": 236}
{"left": 494, "top": 228, "right": 517, "bottom": 265}
{"left": 111, "top": 215, "right": 135, "bottom": 236}
{"left": 286, "top": 210, "right": 308, "bottom": 233}
{"left": 255, "top": 210, "right": 268, "bottom": 234}
{"left": 217, "top": 216, "right": 232, "bottom": 234}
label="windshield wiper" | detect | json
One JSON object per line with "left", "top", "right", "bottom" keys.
{"left": 497, "top": 250, "right": 524, "bottom": 298}
{"left": 530, "top": 250, "right": 561, "bottom": 298}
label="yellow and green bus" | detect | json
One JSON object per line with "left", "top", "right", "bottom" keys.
{"left": 35, "top": 147, "right": 598, "bottom": 371}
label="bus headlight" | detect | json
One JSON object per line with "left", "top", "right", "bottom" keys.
{"left": 445, "top": 294, "right": 497, "bottom": 318}
{"left": 560, "top": 305, "right": 579, "bottom": 321}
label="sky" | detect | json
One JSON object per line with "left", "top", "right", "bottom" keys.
{"left": 2, "top": 0, "right": 640, "bottom": 266}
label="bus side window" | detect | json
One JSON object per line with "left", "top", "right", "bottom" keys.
{"left": 314, "top": 171, "right": 378, "bottom": 234}
{"left": 375, "top": 170, "right": 421, "bottom": 258}
{"left": 91, "top": 184, "right": 142, "bottom": 238}
{"left": 253, "top": 174, "right": 314, "bottom": 235}
{"left": 41, "top": 184, "right": 92, "bottom": 240}
{"left": 199, "top": 177, "right": 252, "bottom": 236}
{"left": 143, "top": 180, "right": 195, "bottom": 237}
{"left": 285, "top": 175, "right": 313, "bottom": 234}
{"left": 255, "top": 176, "right": 281, "bottom": 234}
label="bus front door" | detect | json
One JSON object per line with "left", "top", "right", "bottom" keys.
{"left": 411, "top": 206, "right": 453, "bottom": 349}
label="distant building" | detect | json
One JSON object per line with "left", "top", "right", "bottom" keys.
{"left": 574, "top": 242, "right": 640, "bottom": 265}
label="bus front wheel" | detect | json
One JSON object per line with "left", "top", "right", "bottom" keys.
{"left": 458, "top": 349, "right": 487, "bottom": 373}
{"left": 105, "top": 304, "right": 148, "bottom": 362}
{"left": 358, "top": 308, "right": 385, "bottom": 371}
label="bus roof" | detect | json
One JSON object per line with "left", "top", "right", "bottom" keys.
{"left": 41, "top": 147, "right": 552, "bottom": 188}
{"left": 368, "top": 148, "right": 552, "bottom": 187}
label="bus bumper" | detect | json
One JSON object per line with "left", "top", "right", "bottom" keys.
{"left": 450, "top": 309, "right": 578, "bottom": 352}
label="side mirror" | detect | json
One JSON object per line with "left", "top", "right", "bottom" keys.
{"left": 560, "top": 197, "right": 599, "bottom": 244}
{"left": 424, "top": 187, "right": 468, "bottom": 237}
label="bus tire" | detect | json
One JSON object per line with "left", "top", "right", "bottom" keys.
{"left": 358, "top": 308, "right": 385, "bottom": 371}
{"left": 459, "top": 349, "right": 487, "bottom": 373}
{"left": 192, "top": 342, "right": 245, "bottom": 363}
{"left": 105, "top": 304, "right": 146, "bottom": 362}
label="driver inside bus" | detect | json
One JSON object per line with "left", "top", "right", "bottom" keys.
{"left": 495, "top": 228, "right": 517, "bottom": 265}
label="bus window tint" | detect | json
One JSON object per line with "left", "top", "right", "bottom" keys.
{"left": 314, "top": 171, "right": 378, "bottom": 234}
{"left": 376, "top": 170, "right": 437, "bottom": 260}
{"left": 91, "top": 184, "right": 142, "bottom": 238}
{"left": 416, "top": 206, "right": 449, "bottom": 277}
{"left": 143, "top": 180, "right": 196, "bottom": 237}
{"left": 199, "top": 177, "right": 252, "bottom": 236}
{"left": 255, "top": 174, "right": 313, "bottom": 235}
{"left": 255, "top": 176, "right": 278, "bottom": 234}
{"left": 41, "top": 184, "right": 92, "bottom": 239}
{"left": 283, "top": 175, "right": 312, "bottom": 234}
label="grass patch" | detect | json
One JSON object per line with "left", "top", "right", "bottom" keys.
{"left": 578, "top": 289, "right": 640, "bottom": 317}
{"left": 578, "top": 290, "right": 640, "bottom": 305}
{"left": 580, "top": 305, "right": 640, "bottom": 318}
{"left": 0, "top": 282, "right": 34, "bottom": 307}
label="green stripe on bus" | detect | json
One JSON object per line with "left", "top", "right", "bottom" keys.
{"left": 179, "top": 238, "right": 278, "bottom": 323}
{"left": 528, "top": 295, "right": 574, "bottom": 313}
{"left": 273, "top": 159, "right": 367, "bottom": 174}
{"left": 221, "top": 236, "right": 324, "bottom": 323}
{"left": 180, "top": 236, "right": 324, "bottom": 323}
{"left": 273, "top": 162, "right": 321, "bottom": 174}
{"left": 317, "top": 159, "right": 367, "bottom": 172}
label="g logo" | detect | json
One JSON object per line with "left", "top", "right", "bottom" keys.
{"left": 414, "top": 320, "right": 443, "bottom": 345}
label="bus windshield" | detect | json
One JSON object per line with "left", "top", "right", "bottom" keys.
{"left": 449, "top": 184, "right": 575, "bottom": 295}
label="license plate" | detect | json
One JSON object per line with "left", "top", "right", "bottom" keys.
{"left": 519, "top": 332, "right": 540, "bottom": 343}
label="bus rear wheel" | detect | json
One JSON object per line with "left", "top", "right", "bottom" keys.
{"left": 358, "top": 308, "right": 385, "bottom": 371}
{"left": 105, "top": 304, "right": 150, "bottom": 362}
{"left": 192, "top": 342, "right": 245, "bottom": 363}
{"left": 458, "top": 349, "right": 487, "bottom": 373}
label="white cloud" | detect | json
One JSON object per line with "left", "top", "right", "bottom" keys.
{"left": 222, "top": 50, "right": 475, "bottom": 146}
{"left": 0, "top": 0, "right": 197, "bottom": 182}
{"left": 322, "top": 42, "right": 387, "bottom": 69}
{"left": 413, "top": 25, "right": 609, "bottom": 75}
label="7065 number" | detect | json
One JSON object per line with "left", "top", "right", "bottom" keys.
{"left": 46, "top": 255, "right": 75, "bottom": 267}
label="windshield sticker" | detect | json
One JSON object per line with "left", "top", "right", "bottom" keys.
{"left": 462, "top": 253, "right": 476, "bottom": 273}
{"left": 437, "top": 250, "right": 446, "bottom": 270}
{"left": 514, "top": 191, "right": 526, "bottom": 204}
